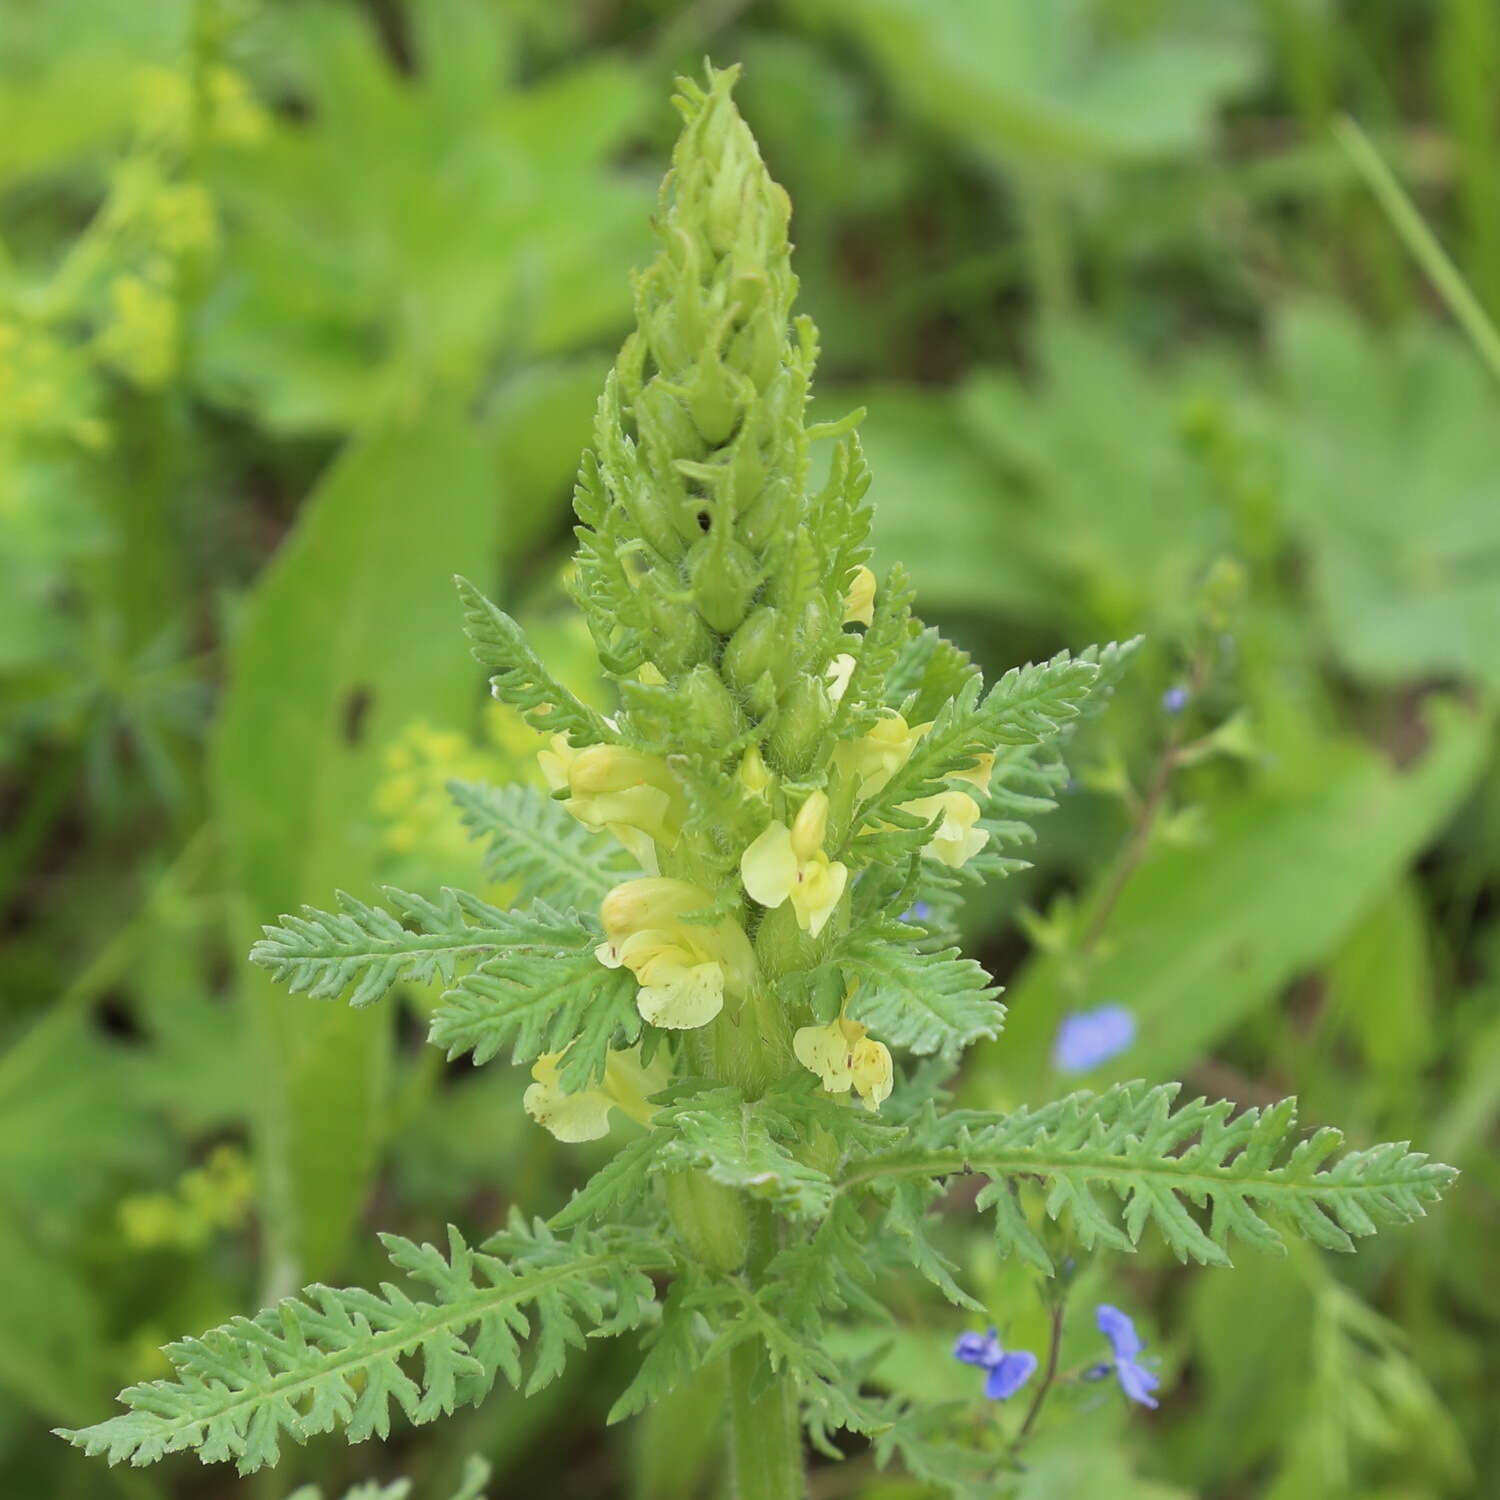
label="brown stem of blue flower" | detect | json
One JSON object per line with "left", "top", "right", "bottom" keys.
{"left": 1076, "top": 742, "right": 1179, "bottom": 962}
{"left": 1012, "top": 1300, "right": 1066, "bottom": 1454}
{"left": 1076, "top": 644, "right": 1213, "bottom": 963}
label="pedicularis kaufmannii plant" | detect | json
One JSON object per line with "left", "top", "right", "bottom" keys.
{"left": 65, "top": 68, "right": 1455, "bottom": 1498}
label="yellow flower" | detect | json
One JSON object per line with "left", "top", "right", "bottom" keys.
{"left": 951, "top": 750, "right": 995, "bottom": 792}
{"left": 740, "top": 790, "right": 848, "bottom": 938}
{"left": 832, "top": 712, "right": 928, "bottom": 802}
{"left": 825, "top": 653, "right": 857, "bottom": 702}
{"left": 843, "top": 565, "right": 877, "bottom": 626}
{"left": 903, "top": 790, "right": 988, "bottom": 868}
{"left": 597, "top": 878, "right": 755, "bottom": 1029}
{"left": 96, "top": 273, "right": 178, "bottom": 388}
{"left": 523, "top": 1046, "right": 664, "bottom": 1142}
{"left": 538, "top": 735, "right": 680, "bottom": 872}
{"left": 374, "top": 721, "right": 495, "bottom": 862}
{"left": 206, "top": 65, "right": 271, "bottom": 147}
{"left": 151, "top": 182, "right": 219, "bottom": 258}
{"left": 793, "top": 1014, "right": 893, "bottom": 1112}
{"left": 118, "top": 1145, "right": 255, "bottom": 1251}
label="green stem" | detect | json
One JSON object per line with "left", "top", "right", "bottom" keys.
{"left": 1013, "top": 166, "right": 1075, "bottom": 324}
{"left": 727, "top": 1335, "right": 804, "bottom": 1500}
{"left": 1336, "top": 116, "right": 1500, "bottom": 383}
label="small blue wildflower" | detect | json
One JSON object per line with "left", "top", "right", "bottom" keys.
{"left": 1096, "top": 1304, "right": 1160, "bottom": 1409}
{"left": 1162, "top": 684, "right": 1190, "bottom": 714}
{"left": 901, "top": 901, "right": 933, "bottom": 925}
{"left": 1051, "top": 1004, "right": 1136, "bottom": 1074}
{"left": 952, "top": 1328, "right": 1038, "bottom": 1402}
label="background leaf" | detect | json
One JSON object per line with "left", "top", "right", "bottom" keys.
{"left": 214, "top": 401, "right": 504, "bottom": 1286}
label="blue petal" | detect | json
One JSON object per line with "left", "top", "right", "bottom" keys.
{"left": 1051, "top": 1005, "right": 1136, "bottom": 1073}
{"left": 1116, "top": 1357, "right": 1161, "bottom": 1409}
{"left": 1096, "top": 1304, "right": 1145, "bottom": 1361}
{"left": 953, "top": 1329, "right": 1002, "bottom": 1368}
{"left": 984, "top": 1350, "right": 1038, "bottom": 1401}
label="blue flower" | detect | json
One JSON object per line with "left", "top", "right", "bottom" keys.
{"left": 952, "top": 1328, "right": 1038, "bottom": 1402}
{"left": 1051, "top": 1004, "right": 1136, "bottom": 1074}
{"left": 901, "top": 901, "right": 933, "bottom": 924}
{"left": 1096, "top": 1304, "right": 1160, "bottom": 1409}
{"left": 1162, "top": 684, "right": 1189, "bottom": 714}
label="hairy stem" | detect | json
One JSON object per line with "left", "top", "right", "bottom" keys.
{"left": 727, "top": 1335, "right": 804, "bottom": 1500}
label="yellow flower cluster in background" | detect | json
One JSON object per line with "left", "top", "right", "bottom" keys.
{"left": 118, "top": 1145, "right": 255, "bottom": 1254}
{"left": 375, "top": 721, "right": 502, "bottom": 863}
{"left": 133, "top": 62, "right": 270, "bottom": 150}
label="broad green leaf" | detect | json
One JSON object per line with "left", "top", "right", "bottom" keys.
{"left": 982, "top": 698, "right": 1491, "bottom": 1091}
{"left": 1273, "top": 302, "right": 1500, "bottom": 692}
{"left": 833, "top": 387, "right": 1058, "bottom": 618}
{"left": 214, "top": 402, "right": 503, "bottom": 1285}
{"left": 202, "top": 4, "right": 649, "bottom": 432}
{"left": 1322, "top": 877, "right": 1435, "bottom": 1083}
{"left": 806, "top": 0, "right": 1261, "bottom": 166}
{"left": 0, "top": 1206, "right": 104, "bottom": 1425}
{"left": 955, "top": 322, "right": 1245, "bottom": 640}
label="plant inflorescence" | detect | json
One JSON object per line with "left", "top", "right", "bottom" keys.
{"left": 61, "top": 66, "right": 1455, "bottom": 1498}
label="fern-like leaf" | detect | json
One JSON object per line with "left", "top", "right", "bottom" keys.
{"left": 448, "top": 780, "right": 624, "bottom": 905}
{"left": 841, "top": 1083, "right": 1456, "bottom": 1269}
{"left": 59, "top": 1219, "right": 665, "bottom": 1474}
{"left": 249, "top": 887, "right": 570, "bottom": 1009}
{"left": 838, "top": 916, "right": 1004, "bottom": 1059}
{"left": 286, "top": 1454, "right": 492, "bottom": 1500}
{"left": 431, "top": 945, "right": 642, "bottom": 1090}
{"left": 454, "top": 576, "right": 613, "bottom": 745}
{"left": 856, "top": 654, "right": 1097, "bottom": 861}
{"left": 250, "top": 889, "right": 631, "bottom": 1088}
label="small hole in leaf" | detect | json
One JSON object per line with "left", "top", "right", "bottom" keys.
{"left": 697, "top": 510, "right": 711, "bottom": 532}
{"left": 95, "top": 992, "right": 145, "bottom": 1046}
{"left": 342, "top": 686, "right": 373, "bottom": 745}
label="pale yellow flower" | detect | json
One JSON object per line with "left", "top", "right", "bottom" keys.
{"left": 597, "top": 878, "right": 756, "bottom": 1030}
{"left": 903, "top": 790, "right": 988, "bottom": 868}
{"left": 523, "top": 1045, "right": 664, "bottom": 1142}
{"left": 825, "top": 653, "right": 857, "bottom": 702}
{"left": 951, "top": 750, "right": 995, "bottom": 792}
{"left": 740, "top": 790, "right": 848, "bottom": 938}
{"left": 538, "top": 734, "right": 680, "bottom": 872}
{"left": 843, "top": 565, "right": 877, "bottom": 626}
{"left": 793, "top": 1014, "right": 893, "bottom": 1112}
{"left": 832, "top": 712, "right": 928, "bottom": 802}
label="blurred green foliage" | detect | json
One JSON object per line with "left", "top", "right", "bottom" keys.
{"left": 2, "top": 1, "right": 1498, "bottom": 1496}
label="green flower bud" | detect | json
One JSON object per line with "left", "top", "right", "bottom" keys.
{"left": 770, "top": 673, "right": 831, "bottom": 776}
{"left": 722, "top": 606, "right": 784, "bottom": 692}
{"left": 680, "top": 665, "right": 745, "bottom": 744}
{"left": 644, "top": 593, "right": 715, "bottom": 674}
{"left": 689, "top": 534, "right": 760, "bottom": 635}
